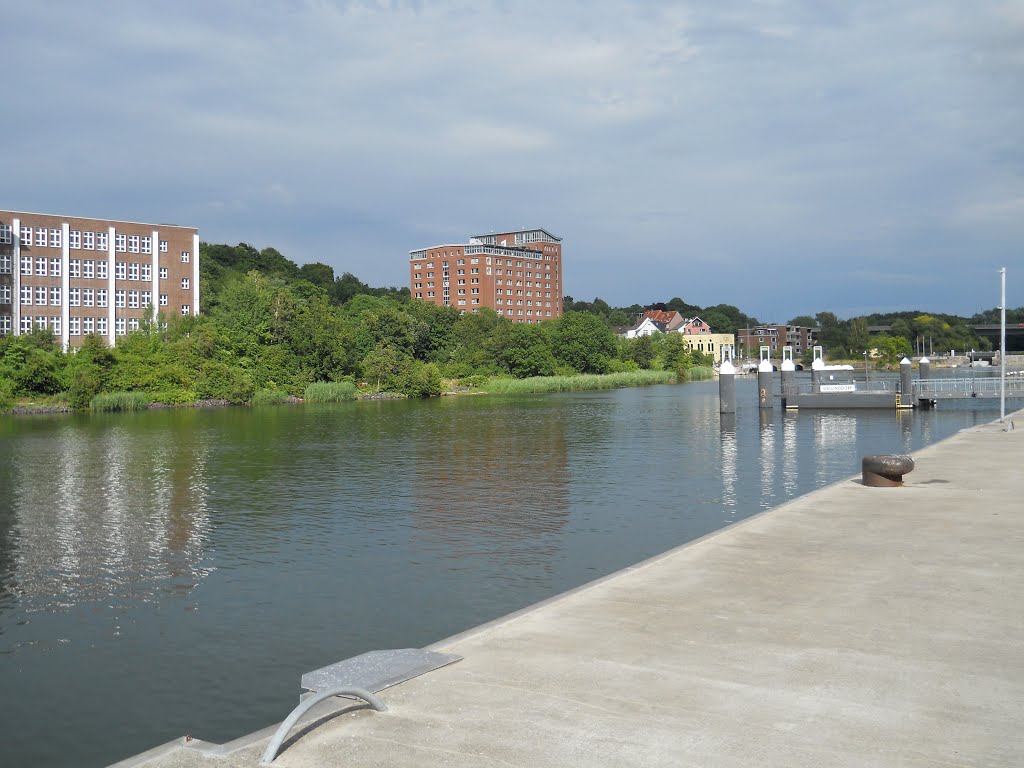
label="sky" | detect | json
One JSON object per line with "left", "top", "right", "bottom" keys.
{"left": 4, "top": 0, "right": 1022, "bottom": 321}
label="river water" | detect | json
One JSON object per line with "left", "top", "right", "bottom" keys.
{"left": 0, "top": 380, "right": 1003, "bottom": 766}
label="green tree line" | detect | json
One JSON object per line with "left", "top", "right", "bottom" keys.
{"left": 1, "top": 243, "right": 712, "bottom": 410}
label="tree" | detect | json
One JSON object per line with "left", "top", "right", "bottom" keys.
{"left": 488, "top": 322, "right": 557, "bottom": 378}
{"left": 551, "top": 312, "right": 616, "bottom": 373}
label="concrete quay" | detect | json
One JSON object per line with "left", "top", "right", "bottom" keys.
{"left": 120, "top": 411, "right": 1024, "bottom": 768}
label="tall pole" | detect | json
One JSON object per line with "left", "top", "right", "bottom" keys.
{"left": 1000, "top": 267, "right": 1006, "bottom": 422}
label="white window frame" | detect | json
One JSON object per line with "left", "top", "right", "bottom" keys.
{"left": 20, "top": 285, "right": 32, "bottom": 305}
{"left": 50, "top": 287, "right": 61, "bottom": 306}
{"left": 141, "top": 264, "right": 151, "bottom": 281}
{"left": 49, "top": 229, "right": 61, "bottom": 248}
{"left": 181, "top": 304, "right": 191, "bottom": 316}
{"left": 0, "top": 254, "right": 10, "bottom": 274}
{"left": 97, "top": 232, "right": 108, "bottom": 251}
{"left": 97, "top": 317, "right": 107, "bottom": 335}
{"left": 83, "top": 260, "right": 94, "bottom": 279}
{"left": 50, "top": 257, "right": 61, "bottom": 276}
{"left": 82, "top": 231, "right": 95, "bottom": 250}
{"left": 97, "top": 261, "right": 107, "bottom": 280}
{"left": 0, "top": 285, "right": 10, "bottom": 304}
{"left": 0, "top": 316, "right": 10, "bottom": 335}
{"left": 97, "top": 289, "right": 107, "bottom": 307}
{"left": 35, "top": 286, "right": 46, "bottom": 305}
{"left": 83, "top": 316, "right": 95, "bottom": 335}
{"left": 181, "top": 277, "right": 190, "bottom": 289}
{"left": 69, "top": 317, "right": 81, "bottom": 336}
{"left": 69, "top": 259, "right": 81, "bottom": 278}
{"left": 128, "top": 235, "right": 140, "bottom": 253}
{"left": 35, "top": 229, "right": 47, "bottom": 247}
{"left": 35, "top": 257, "right": 46, "bottom": 276}
{"left": 115, "top": 233, "right": 127, "bottom": 252}
{"left": 115, "top": 318, "right": 126, "bottom": 336}
{"left": 69, "top": 230, "right": 81, "bottom": 249}
{"left": 180, "top": 251, "right": 190, "bottom": 263}
{"left": 115, "top": 262, "right": 126, "bottom": 280}
{"left": 83, "top": 288, "right": 94, "bottom": 307}
{"left": 159, "top": 240, "right": 168, "bottom": 252}
{"left": 159, "top": 293, "right": 168, "bottom": 306}
{"left": 142, "top": 236, "right": 152, "bottom": 255}
{"left": 69, "top": 288, "right": 80, "bottom": 306}
{"left": 128, "top": 290, "right": 140, "bottom": 308}
{"left": 115, "top": 290, "right": 126, "bottom": 308}
{"left": 159, "top": 267, "right": 168, "bottom": 279}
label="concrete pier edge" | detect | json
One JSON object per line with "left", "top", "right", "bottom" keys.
{"left": 110, "top": 408, "right": 1024, "bottom": 767}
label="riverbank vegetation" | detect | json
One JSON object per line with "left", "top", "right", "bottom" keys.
{"left": 0, "top": 243, "right": 713, "bottom": 411}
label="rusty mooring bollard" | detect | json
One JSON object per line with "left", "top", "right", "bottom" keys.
{"left": 862, "top": 454, "right": 914, "bottom": 487}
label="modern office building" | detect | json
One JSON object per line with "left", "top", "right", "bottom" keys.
{"left": 409, "top": 228, "right": 562, "bottom": 322}
{"left": 736, "top": 324, "right": 818, "bottom": 358}
{"left": 0, "top": 210, "right": 199, "bottom": 349}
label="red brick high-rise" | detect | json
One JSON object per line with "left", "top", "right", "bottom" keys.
{"left": 409, "top": 228, "right": 562, "bottom": 323}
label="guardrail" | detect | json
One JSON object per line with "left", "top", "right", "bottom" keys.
{"left": 913, "top": 377, "right": 1024, "bottom": 399}
{"left": 781, "top": 380, "right": 896, "bottom": 396}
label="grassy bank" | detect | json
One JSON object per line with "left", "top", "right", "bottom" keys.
{"left": 483, "top": 369, "right": 677, "bottom": 395}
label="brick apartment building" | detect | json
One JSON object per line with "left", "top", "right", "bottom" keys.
{"left": 409, "top": 228, "right": 562, "bottom": 322}
{"left": 736, "top": 324, "right": 818, "bottom": 358}
{"left": 0, "top": 210, "right": 199, "bottom": 349}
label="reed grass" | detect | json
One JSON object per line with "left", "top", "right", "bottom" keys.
{"left": 680, "top": 366, "right": 714, "bottom": 382}
{"left": 484, "top": 369, "right": 676, "bottom": 395}
{"left": 90, "top": 391, "right": 150, "bottom": 412}
{"left": 304, "top": 381, "right": 358, "bottom": 403}
{"left": 250, "top": 388, "right": 291, "bottom": 406}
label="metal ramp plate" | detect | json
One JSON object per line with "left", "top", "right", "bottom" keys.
{"left": 301, "top": 648, "right": 461, "bottom": 694}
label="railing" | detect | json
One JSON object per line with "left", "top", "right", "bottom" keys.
{"left": 913, "top": 377, "right": 1024, "bottom": 399}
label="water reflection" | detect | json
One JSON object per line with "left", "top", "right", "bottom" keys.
{"left": 759, "top": 410, "right": 775, "bottom": 510}
{"left": 1, "top": 417, "right": 211, "bottom": 617}
{"left": 782, "top": 413, "right": 798, "bottom": 496}
{"left": 719, "top": 414, "right": 737, "bottom": 514}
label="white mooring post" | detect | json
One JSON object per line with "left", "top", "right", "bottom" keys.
{"left": 719, "top": 358, "right": 736, "bottom": 414}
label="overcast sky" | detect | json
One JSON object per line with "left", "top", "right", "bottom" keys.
{"left": 4, "top": 1, "right": 1021, "bottom": 320}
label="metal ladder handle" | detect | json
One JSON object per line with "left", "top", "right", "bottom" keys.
{"left": 260, "top": 686, "right": 387, "bottom": 765}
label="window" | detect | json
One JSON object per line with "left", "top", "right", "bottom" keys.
{"left": 21, "top": 316, "right": 33, "bottom": 333}
{"left": 128, "top": 318, "right": 140, "bottom": 331}
{"left": 115, "top": 290, "right": 125, "bottom": 308}
{"left": 115, "top": 262, "right": 126, "bottom": 280}
{"left": 115, "top": 318, "right": 126, "bottom": 336}
{"left": 128, "top": 290, "right": 140, "bottom": 308}
{"left": 0, "top": 285, "right": 9, "bottom": 303}
{"left": 0, "top": 316, "right": 9, "bottom": 335}
{"left": 49, "top": 229, "right": 61, "bottom": 248}
{"left": 97, "top": 232, "right": 108, "bottom": 251}
{"left": 83, "top": 288, "right": 94, "bottom": 307}
{"left": 50, "top": 287, "right": 61, "bottom": 305}
{"left": 35, "top": 229, "right": 47, "bottom": 247}
{"left": 180, "top": 251, "right": 190, "bottom": 263}
{"left": 83, "top": 260, "right": 94, "bottom": 279}
{"left": 181, "top": 277, "right": 189, "bottom": 289}
{"left": 83, "top": 317, "right": 95, "bottom": 335}
{"left": 97, "top": 317, "right": 107, "bottom": 335}
{"left": 97, "top": 289, "right": 107, "bottom": 307}
{"left": 128, "top": 262, "right": 139, "bottom": 281}
{"left": 159, "top": 267, "right": 168, "bottom": 279}
{"left": 0, "top": 223, "right": 11, "bottom": 244}
{"left": 141, "top": 264, "right": 151, "bottom": 281}
{"left": 115, "top": 233, "right": 126, "bottom": 252}
{"left": 97, "top": 261, "right": 107, "bottom": 280}
{"left": 0, "top": 254, "right": 10, "bottom": 273}
{"left": 159, "top": 294, "right": 168, "bottom": 306}
{"left": 35, "top": 287, "right": 46, "bottom": 305}
{"left": 69, "top": 230, "right": 81, "bottom": 249}
{"left": 159, "top": 240, "right": 168, "bottom": 253}
{"left": 36, "top": 257, "right": 46, "bottom": 276}
{"left": 21, "top": 286, "right": 32, "bottom": 304}
{"left": 19, "top": 226, "right": 31, "bottom": 245}
{"left": 141, "top": 291, "right": 151, "bottom": 307}
{"left": 20, "top": 256, "right": 32, "bottom": 275}
{"left": 181, "top": 304, "right": 190, "bottom": 315}
{"left": 50, "top": 258, "right": 61, "bottom": 276}
{"left": 141, "top": 236, "right": 152, "bottom": 254}
{"left": 129, "top": 235, "right": 140, "bottom": 253}
{"left": 51, "top": 316, "right": 61, "bottom": 335}
{"left": 69, "top": 317, "right": 81, "bottom": 336}
{"left": 82, "top": 231, "right": 95, "bottom": 250}
{"left": 69, "top": 288, "right": 80, "bottom": 306}
{"left": 69, "top": 259, "right": 81, "bottom": 278}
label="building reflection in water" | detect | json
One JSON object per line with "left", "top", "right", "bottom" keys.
{"left": 719, "top": 414, "right": 738, "bottom": 515}
{"left": 1, "top": 419, "right": 211, "bottom": 617}
{"left": 410, "top": 403, "right": 570, "bottom": 580}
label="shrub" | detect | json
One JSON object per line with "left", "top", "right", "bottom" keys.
{"left": 251, "top": 388, "right": 291, "bottom": 406}
{"left": 400, "top": 362, "right": 443, "bottom": 398}
{"left": 91, "top": 391, "right": 149, "bottom": 412}
{"left": 0, "top": 378, "right": 13, "bottom": 411}
{"left": 148, "top": 388, "right": 197, "bottom": 406}
{"left": 304, "top": 381, "right": 358, "bottom": 403}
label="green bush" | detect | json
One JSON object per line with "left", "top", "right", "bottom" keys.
{"left": 400, "top": 362, "right": 443, "bottom": 398}
{"left": 304, "top": 381, "right": 358, "bottom": 402}
{"left": 91, "top": 391, "right": 150, "bottom": 412}
{"left": 251, "top": 388, "right": 291, "bottom": 406}
{"left": 679, "top": 366, "right": 714, "bottom": 382}
{"left": 0, "top": 378, "right": 13, "bottom": 411}
{"left": 149, "top": 388, "right": 197, "bottom": 405}
{"left": 195, "top": 361, "right": 255, "bottom": 404}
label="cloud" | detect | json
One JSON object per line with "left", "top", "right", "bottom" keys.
{"left": 2, "top": 0, "right": 1021, "bottom": 317}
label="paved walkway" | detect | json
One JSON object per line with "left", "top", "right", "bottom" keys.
{"left": 120, "top": 412, "right": 1024, "bottom": 768}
